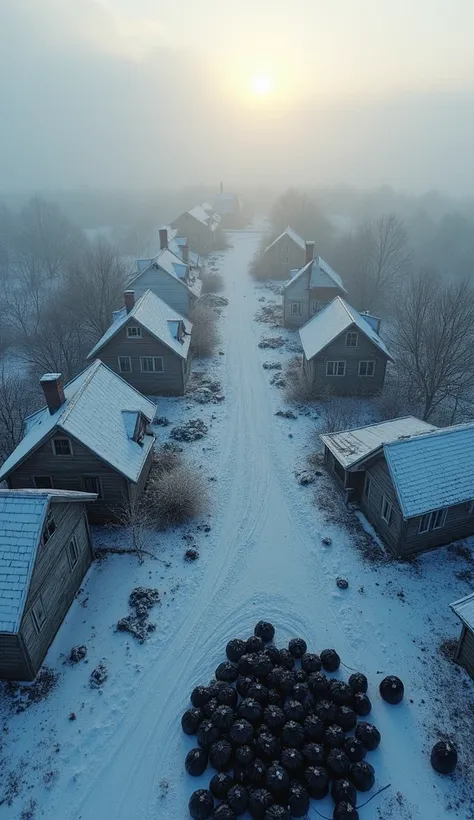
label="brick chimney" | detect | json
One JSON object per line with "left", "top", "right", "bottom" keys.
{"left": 182, "top": 244, "right": 189, "bottom": 264}
{"left": 40, "top": 373, "right": 65, "bottom": 415}
{"left": 305, "top": 241, "right": 315, "bottom": 265}
{"left": 124, "top": 290, "right": 135, "bottom": 313}
{"left": 159, "top": 227, "right": 168, "bottom": 250}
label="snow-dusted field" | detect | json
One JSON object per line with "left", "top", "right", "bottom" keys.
{"left": 1, "top": 230, "right": 473, "bottom": 820}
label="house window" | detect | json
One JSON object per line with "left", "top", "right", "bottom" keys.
{"left": 82, "top": 476, "right": 103, "bottom": 498}
{"left": 140, "top": 357, "right": 164, "bottom": 373}
{"left": 291, "top": 302, "right": 302, "bottom": 315}
{"left": 42, "top": 510, "right": 56, "bottom": 544}
{"left": 312, "top": 300, "right": 327, "bottom": 314}
{"left": 67, "top": 536, "right": 79, "bottom": 570}
{"left": 34, "top": 476, "right": 53, "bottom": 489}
{"left": 418, "top": 508, "right": 448, "bottom": 534}
{"left": 358, "top": 361, "right": 376, "bottom": 377}
{"left": 381, "top": 496, "right": 392, "bottom": 525}
{"left": 346, "top": 331, "right": 358, "bottom": 347}
{"left": 126, "top": 326, "right": 142, "bottom": 338}
{"left": 52, "top": 437, "right": 72, "bottom": 456}
{"left": 326, "top": 361, "right": 346, "bottom": 376}
{"left": 32, "top": 595, "right": 47, "bottom": 633}
{"left": 282, "top": 244, "right": 289, "bottom": 253}
{"left": 118, "top": 356, "right": 132, "bottom": 373}
{"left": 363, "top": 475, "right": 371, "bottom": 500}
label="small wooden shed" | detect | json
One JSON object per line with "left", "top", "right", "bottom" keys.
{"left": 450, "top": 592, "right": 474, "bottom": 680}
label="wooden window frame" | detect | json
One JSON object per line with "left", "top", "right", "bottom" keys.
{"left": 42, "top": 509, "right": 57, "bottom": 545}
{"left": 32, "top": 594, "right": 47, "bottom": 633}
{"left": 363, "top": 474, "right": 371, "bottom": 500}
{"left": 34, "top": 475, "right": 53, "bottom": 489}
{"left": 52, "top": 437, "right": 73, "bottom": 456}
{"left": 345, "top": 331, "right": 358, "bottom": 347}
{"left": 312, "top": 300, "right": 327, "bottom": 315}
{"left": 67, "top": 535, "right": 79, "bottom": 570}
{"left": 418, "top": 508, "right": 448, "bottom": 534}
{"left": 291, "top": 301, "right": 302, "bottom": 315}
{"left": 381, "top": 495, "right": 393, "bottom": 525}
{"left": 82, "top": 476, "right": 103, "bottom": 499}
{"left": 118, "top": 355, "right": 132, "bottom": 373}
{"left": 140, "top": 356, "right": 164, "bottom": 374}
{"left": 358, "top": 360, "right": 376, "bottom": 377}
{"left": 326, "top": 360, "right": 346, "bottom": 377}
{"left": 126, "top": 326, "right": 142, "bottom": 339}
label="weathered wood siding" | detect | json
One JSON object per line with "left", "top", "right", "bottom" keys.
{"left": 304, "top": 325, "right": 388, "bottom": 396}
{"left": 400, "top": 503, "right": 474, "bottom": 556}
{"left": 283, "top": 275, "right": 344, "bottom": 328}
{"left": 457, "top": 626, "right": 474, "bottom": 680}
{"left": 129, "top": 446, "right": 154, "bottom": 505}
{"left": 7, "top": 432, "right": 130, "bottom": 524}
{"left": 95, "top": 323, "right": 188, "bottom": 396}
{"left": 127, "top": 267, "right": 191, "bottom": 317}
{"left": 0, "top": 632, "right": 32, "bottom": 680}
{"left": 264, "top": 238, "right": 306, "bottom": 280}
{"left": 323, "top": 447, "right": 365, "bottom": 497}
{"left": 17, "top": 501, "right": 92, "bottom": 679}
{"left": 171, "top": 215, "right": 213, "bottom": 255}
{"left": 359, "top": 457, "right": 403, "bottom": 556}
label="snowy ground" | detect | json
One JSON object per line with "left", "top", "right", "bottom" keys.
{"left": 1, "top": 230, "right": 474, "bottom": 820}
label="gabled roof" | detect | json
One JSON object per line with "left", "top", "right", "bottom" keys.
{"left": 187, "top": 204, "right": 220, "bottom": 230}
{"left": 0, "top": 362, "right": 156, "bottom": 485}
{"left": 384, "top": 422, "right": 474, "bottom": 518}
{"left": 265, "top": 226, "right": 306, "bottom": 253}
{"left": 299, "top": 297, "right": 393, "bottom": 362}
{"left": 87, "top": 290, "right": 192, "bottom": 361}
{"left": 128, "top": 247, "right": 202, "bottom": 297}
{"left": 321, "top": 416, "right": 437, "bottom": 471}
{"left": 450, "top": 591, "right": 474, "bottom": 632}
{"left": 0, "top": 489, "right": 96, "bottom": 633}
{"left": 283, "top": 256, "right": 347, "bottom": 293}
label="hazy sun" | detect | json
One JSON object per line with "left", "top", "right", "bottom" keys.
{"left": 250, "top": 74, "right": 273, "bottom": 96}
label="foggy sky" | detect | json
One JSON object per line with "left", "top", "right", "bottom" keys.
{"left": 1, "top": 0, "right": 474, "bottom": 195}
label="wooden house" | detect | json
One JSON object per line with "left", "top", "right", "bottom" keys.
{"left": 321, "top": 418, "right": 474, "bottom": 557}
{"left": 213, "top": 183, "right": 246, "bottom": 229}
{"left": 450, "top": 593, "right": 474, "bottom": 680}
{"left": 128, "top": 228, "right": 201, "bottom": 318}
{"left": 0, "top": 363, "right": 156, "bottom": 524}
{"left": 283, "top": 242, "right": 347, "bottom": 328}
{"left": 88, "top": 289, "right": 192, "bottom": 396}
{"left": 299, "top": 297, "right": 393, "bottom": 396}
{"left": 171, "top": 204, "right": 221, "bottom": 255}
{"left": 0, "top": 489, "right": 96, "bottom": 680}
{"left": 262, "top": 226, "right": 307, "bottom": 280}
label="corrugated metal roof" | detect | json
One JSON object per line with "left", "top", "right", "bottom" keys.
{"left": 265, "top": 226, "right": 306, "bottom": 253}
{"left": 321, "top": 417, "right": 437, "bottom": 470}
{"left": 450, "top": 591, "right": 474, "bottom": 632}
{"left": 299, "top": 297, "right": 393, "bottom": 362}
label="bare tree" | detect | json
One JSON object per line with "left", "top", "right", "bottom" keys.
{"left": 0, "top": 204, "right": 14, "bottom": 284}
{"left": 15, "top": 196, "right": 84, "bottom": 284}
{"left": 270, "top": 188, "right": 334, "bottom": 255}
{"left": 190, "top": 302, "right": 219, "bottom": 357}
{"left": 0, "top": 366, "right": 39, "bottom": 460}
{"left": 115, "top": 492, "right": 156, "bottom": 563}
{"left": 392, "top": 269, "right": 474, "bottom": 420}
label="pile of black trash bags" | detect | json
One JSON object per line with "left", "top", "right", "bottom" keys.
{"left": 182, "top": 622, "right": 404, "bottom": 819}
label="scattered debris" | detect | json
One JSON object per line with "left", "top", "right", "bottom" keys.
{"left": 69, "top": 712, "right": 77, "bottom": 721}
{"left": 170, "top": 419, "right": 208, "bottom": 442}
{"left": 155, "top": 416, "right": 170, "bottom": 427}
{"left": 90, "top": 662, "right": 108, "bottom": 689}
{"left": 2, "top": 667, "right": 60, "bottom": 713}
{"left": 262, "top": 361, "right": 282, "bottom": 370}
{"left": 336, "top": 577, "right": 349, "bottom": 589}
{"left": 162, "top": 441, "right": 183, "bottom": 453}
{"left": 68, "top": 645, "right": 87, "bottom": 664}
{"left": 258, "top": 336, "right": 285, "bottom": 349}
{"left": 270, "top": 373, "right": 286, "bottom": 387}
{"left": 295, "top": 470, "right": 315, "bottom": 486}
{"left": 20, "top": 799, "right": 37, "bottom": 820}
{"left": 188, "top": 375, "right": 225, "bottom": 404}
{"left": 322, "top": 536, "right": 332, "bottom": 546}
{"left": 199, "top": 293, "right": 229, "bottom": 309}
{"left": 185, "top": 548, "right": 199, "bottom": 561}
{"left": 439, "top": 638, "right": 458, "bottom": 662}
{"left": 285, "top": 337, "right": 304, "bottom": 353}
{"left": 275, "top": 409, "right": 297, "bottom": 419}
{"left": 254, "top": 303, "right": 282, "bottom": 326}
{"left": 116, "top": 587, "right": 161, "bottom": 643}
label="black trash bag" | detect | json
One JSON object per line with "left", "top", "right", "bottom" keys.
{"left": 235, "top": 744, "right": 255, "bottom": 764}
{"left": 192, "top": 686, "right": 212, "bottom": 708}
{"left": 314, "top": 699, "right": 337, "bottom": 725}
{"left": 301, "top": 653, "right": 322, "bottom": 674}
{"left": 212, "top": 803, "right": 236, "bottom": 820}
{"left": 203, "top": 699, "right": 219, "bottom": 718}
{"left": 327, "top": 749, "right": 351, "bottom": 778}
{"left": 343, "top": 738, "right": 366, "bottom": 763}
{"left": 335, "top": 706, "right": 357, "bottom": 731}
{"left": 238, "top": 654, "right": 257, "bottom": 676}
{"left": 248, "top": 682, "right": 269, "bottom": 705}
{"left": 320, "top": 649, "right": 341, "bottom": 672}
{"left": 254, "top": 621, "right": 275, "bottom": 643}
{"left": 302, "top": 742, "right": 325, "bottom": 764}
{"left": 248, "top": 788, "right": 274, "bottom": 820}
{"left": 233, "top": 761, "right": 247, "bottom": 784}
{"left": 303, "top": 714, "right": 325, "bottom": 742}
{"left": 278, "top": 649, "right": 295, "bottom": 670}
{"left": 186, "top": 747, "right": 208, "bottom": 776}
{"left": 273, "top": 669, "right": 294, "bottom": 695}
{"left": 324, "top": 724, "right": 345, "bottom": 749}
{"left": 281, "top": 720, "right": 305, "bottom": 748}
{"left": 355, "top": 721, "right": 381, "bottom": 751}
{"left": 216, "top": 661, "right": 239, "bottom": 683}
{"left": 264, "top": 705, "right": 286, "bottom": 731}
{"left": 330, "top": 681, "right": 354, "bottom": 707}
{"left": 288, "top": 638, "right": 307, "bottom": 659}
{"left": 430, "top": 741, "right": 458, "bottom": 774}
{"left": 284, "top": 699, "right": 305, "bottom": 723}
{"left": 350, "top": 761, "right": 375, "bottom": 792}
{"left": 256, "top": 732, "right": 281, "bottom": 762}
{"left": 216, "top": 683, "right": 239, "bottom": 709}
{"left": 226, "top": 639, "right": 247, "bottom": 663}
{"left": 182, "top": 707, "right": 203, "bottom": 735}
{"left": 348, "top": 672, "right": 368, "bottom": 694}
{"left": 210, "top": 739, "right": 233, "bottom": 772}
{"left": 268, "top": 689, "right": 284, "bottom": 707}
{"left": 264, "top": 645, "right": 280, "bottom": 665}
{"left": 379, "top": 675, "right": 404, "bottom": 704}
{"left": 254, "top": 653, "right": 273, "bottom": 679}
{"left": 288, "top": 783, "right": 310, "bottom": 817}
{"left": 291, "top": 682, "right": 309, "bottom": 704}
{"left": 280, "top": 747, "right": 304, "bottom": 774}
{"left": 238, "top": 698, "right": 262, "bottom": 724}
{"left": 353, "top": 693, "right": 371, "bottom": 717}
{"left": 230, "top": 718, "right": 254, "bottom": 745}
{"left": 212, "top": 705, "right": 235, "bottom": 732}
{"left": 265, "top": 763, "right": 290, "bottom": 795}
{"left": 247, "top": 635, "right": 265, "bottom": 654}
{"left": 246, "top": 757, "right": 268, "bottom": 785}
{"left": 264, "top": 807, "right": 291, "bottom": 820}
{"left": 293, "top": 668, "right": 308, "bottom": 683}
{"left": 210, "top": 772, "right": 234, "bottom": 799}
{"left": 198, "top": 720, "right": 221, "bottom": 749}
{"left": 256, "top": 722, "right": 271, "bottom": 737}
{"left": 333, "top": 801, "right": 360, "bottom": 820}
{"left": 305, "top": 765, "right": 330, "bottom": 799}
{"left": 227, "top": 784, "right": 249, "bottom": 816}
{"left": 236, "top": 676, "right": 255, "bottom": 698}
{"left": 266, "top": 668, "right": 282, "bottom": 689}
{"left": 331, "top": 778, "right": 357, "bottom": 806}
{"left": 189, "top": 789, "right": 214, "bottom": 820}
{"left": 308, "top": 672, "right": 330, "bottom": 698}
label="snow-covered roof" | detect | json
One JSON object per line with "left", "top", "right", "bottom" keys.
{"left": 0, "top": 362, "right": 156, "bottom": 485}
{"left": 170, "top": 235, "right": 201, "bottom": 268}
{"left": 299, "top": 297, "right": 393, "bottom": 362}
{"left": 0, "top": 490, "right": 96, "bottom": 633}
{"left": 384, "top": 422, "right": 474, "bottom": 518}
{"left": 265, "top": 226, "right": 306, "bottom": 253}
{"left": 188, "top": 204, "right": 220, "bottom": 230}
{"left": 87, "top": 291, "right": 191, "bottom": 361}
{"left": 283, "top": 256, "right": 347, "bottom": 293}
{"left": 321, "top": 417, "right": 437, "bottom": 470}
{"left": 450, "top": 592, "right": 474, "bottom": 632}
{"left": 128, "top": 247, "right": 202, "bottom": 297}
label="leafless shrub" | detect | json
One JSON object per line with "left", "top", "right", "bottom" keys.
{"left": 283, "top": 356, "right": 318, "bottom": 403}
{"left": 373, "top": 371, "right": 421, "bottom": 421}
{"left": 319, "top": 397, "right": 360, "bottom": 433}
{"left": 190, "top": 302, "right": 220, "bottom": 357}
{"left": 115, "top": 492, "right": 156, "bottom": 563}
{"left": 152, "top": 447, "right": 183, "bottom": 474}
{"left": 201, "top": 270, "right": 224, "bottom": 293}
{"left": 0, "top": 366, "right": 39, "bottom": 460}
{"left": 146, "top": 465, "right": 209, "bottom": 527}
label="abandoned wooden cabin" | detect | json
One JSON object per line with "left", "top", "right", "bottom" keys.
{"left": 450, "top": 592, "right": 474, "bottom": 681}
{"left": 262, "top": 226, "right": 307, "bottom": 280}
{"left": 171, "top": 204, "right": 221, "bottom": 255}
{"left": 0, "top": 363, "right": 156, "bottom": 524}
{"left": 0, "top": 489, "right": 96, "bottom": 680}
{"left": 283, "top": 241, "right": 347, "bottom": 328}
{"left": 321, "top": 418, "right": 474, "bottom": 557}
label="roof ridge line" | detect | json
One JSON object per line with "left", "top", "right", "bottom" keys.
{"left": 58, "top": 360, "right": 102, "bottom": 426}
{"left": 384, "top": 419, "right": 474, "bottom": 450}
